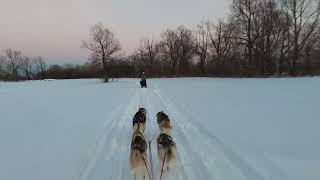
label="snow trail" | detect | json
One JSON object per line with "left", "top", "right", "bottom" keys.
{"left": 1, "top": 78, "right": 318, "bottom": 180}
{"left": 75, "top": 80, "right": 292, "bottom": 180}
{"left": 147, "top": 81, "right": 287, "bottom": 180}
{"left": 75, "top": 87, "right": 141, "bottom": 180}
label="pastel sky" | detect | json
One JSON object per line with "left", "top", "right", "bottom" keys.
{"left": 0, "top": 0, "right": 230, "bottom": 64}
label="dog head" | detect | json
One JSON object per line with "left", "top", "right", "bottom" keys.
{"left": 157, "top": 111, "right": 169, "bottom": 124}
{"left": 156, "top": 111, "right": 165, "bottom": 119}
{"left": 139, "top": 108, "right": 147, "bottom": 116}
{"left": 133, "top": 108, "right": 147, "bottom": 127}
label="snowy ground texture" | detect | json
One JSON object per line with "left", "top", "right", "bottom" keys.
{"left": 0, "top": 78, "right": 319, "bottom": 180}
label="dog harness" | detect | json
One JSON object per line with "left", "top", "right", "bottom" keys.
{"left": 157, "top": 133, "right": 174, "bottom": 148}
{"left": 131, "top": 134, "right": 147, "bottom": 153}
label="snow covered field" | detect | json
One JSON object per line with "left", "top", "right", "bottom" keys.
{"left": 0, "top": 78, "right": 319, "bottom": 180}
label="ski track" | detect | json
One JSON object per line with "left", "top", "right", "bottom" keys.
{"left": 145, "top": 88, "right": 188, "bottom": 180}
{"left": 152, "top": 87, "right": 292, "bottom": 180}
{"left": 75, "top": 97, "right": 128, "bottom": 180}
{"left": 75, "top": 86, "right": 140, "bottom": 180}
{"left": 75, "top": 81, "right": 288, "bottom": 180}
{"left": 150, "top": 81, "right": 268, "bottom": 180}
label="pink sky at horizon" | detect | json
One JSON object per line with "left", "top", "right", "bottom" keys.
{"left": 0, "top": 0, "right": 230, "bottom": 64}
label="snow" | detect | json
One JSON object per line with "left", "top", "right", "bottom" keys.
{"left": 0, "top": 78, "right": 319, "bottom": 180}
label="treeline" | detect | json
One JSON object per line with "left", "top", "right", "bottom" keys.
{"left": 0, "top": 49, "right": 47, "bottom": 81}
{"left": 81, "top": 0, "right": 320, "bottom": 80}
{"left": 129, "top": 0, "right": 320, "bottom": 77}
{"left": 0, "top": 51, "right": 138, "bottom": 81}
{"left": 2, "top": 0, "right": 320, "bottom": 81}
{"left": 44, "top": 60, "right": 137, "bottom": 79}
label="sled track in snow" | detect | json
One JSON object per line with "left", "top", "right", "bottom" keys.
{"left": 75, "top": 102, "right": 125, "bottom": 180}
{"left": 75, "top": 82, "right": 286, "bottom": 180}
{"left": 75, "top": 88, "right": 141, "bottom": 180}
{"left": 151, "top": 86, "right": 265, "bottom": 180}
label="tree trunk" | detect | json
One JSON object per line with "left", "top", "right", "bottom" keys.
{"left": 102, "top": 54, "right": 109, "bottom": 82}
{"left": 199, "top": 54, "right": 206, "bottom": 74}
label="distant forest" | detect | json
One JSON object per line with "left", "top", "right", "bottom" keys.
{"left": 1, "top": 0, "right": 320, "bottom": 81}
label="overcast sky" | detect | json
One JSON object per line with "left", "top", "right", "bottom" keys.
{"left": 0, "top": 0, "right": 230, "bottom": 64}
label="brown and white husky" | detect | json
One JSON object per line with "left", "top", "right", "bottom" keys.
{"left": 129, "top": 122, "right": 149, "bottom": 180}
{"left": 156, "top": 111, "right": 177, "bottom": 174}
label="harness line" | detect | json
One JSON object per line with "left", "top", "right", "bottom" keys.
{"left": 160, "top": 150, "right": 167, "bottom": 180}
{"left": 142, "top": 155, "right": 152, "bottom": 180}
{"left": 148, "top": 140, "right": 154, "bottom": 180}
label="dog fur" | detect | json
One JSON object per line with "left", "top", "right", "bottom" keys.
{"left": 156, "top": 111, "right": 177, "bottom": 174}
{"left": 133, "top": 108, "right": 147, "bottom": 131}
{"left": 157, "top": 133, "right": 177, "bottom": 173}
{"left": 156, "top": 111, "right": 170, "bottom": 125}
{"left": 156, "top": 111, "right": 172, "bottom": 134}
{"left": 130, "top": 109, "right": 149, "bottom": 180}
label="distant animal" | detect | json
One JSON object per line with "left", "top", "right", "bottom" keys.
{"left": 133, "top": 108, "right": 147, "bottom": 131}
{"left": 130, "top": 122, "right": 149, "bottom": 180}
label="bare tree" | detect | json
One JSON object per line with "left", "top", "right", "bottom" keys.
{"left": 176, "top": 26, "right": 195, "bottom": 75}
{"left": 231, "top": 0, "right": 259, "bottom": 67}
{"left": 194, "top": 21, "right": 210, "bottom": 74}
{"left": 136, "top": 38, "right": 160, "bottom": 74}
{"left": 253, "top": 0, "right": 283, "bottom": 75}
{"left": 277, "top": 6, "right": 293, "bottom": 75}
{"left": 304, "top": 27, "right": 320, "bottom": 73}
{"left": 0, "top": 56, "right": 5, "bottom": 79}
{"left": 21, "top": 56, "right": 36, "bottom": 80}
{"left": 282, "top": 0, "right": 320, "bottom": 74}
{"left": 207, "top": 19, "right": 235, "bottom": 66}
{"left": 4, "top": 49, "right": 23, "bottom": 81}
{"left": 34, "top": 56, "right": 46, "bottom": 80}
{"left": 82, "top": 23, "right": 121, "bottom": 82}
{"left": 160, "top": 29, "right": 181, "bottom": 74}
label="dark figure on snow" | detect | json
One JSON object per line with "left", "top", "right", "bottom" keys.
{"left": 140, "top": 72, "right": 147, "bottom": 88}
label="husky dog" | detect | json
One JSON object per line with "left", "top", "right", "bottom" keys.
{"left": 129, "top": 122, "right": 149, "bottom": 180}
{"left": 133, "top": 108, "right": 147, "bottom": 131}
{"left": 156, "top": 111, "right": 176, "bottom": 174}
